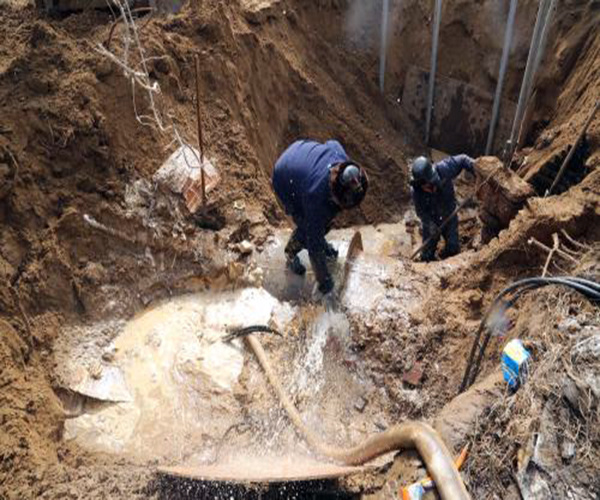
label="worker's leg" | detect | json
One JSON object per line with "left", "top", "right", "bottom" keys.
{"left": 323, "top": 223, "right": 338, "bottom": 260}
{"left": 420, "top": 220, "right": 439, "bottom": 262}
{"left": 284, "top": 228, "right": 307, "bottom": 275}
{"left": 440, "top": 215, "right": 460, "bottom": 259}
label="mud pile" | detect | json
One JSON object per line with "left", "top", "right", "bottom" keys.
{"left": 0, "top": 0, "right": 599, "bottom": 498}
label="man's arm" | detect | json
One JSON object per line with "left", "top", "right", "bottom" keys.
{"left": 301, "top": 219, "right": 333, "bottom": 293}
{"left": 412, "top": 187, "right": 430, "bottom": 222}
{"left": 436, "top": 154, "right": 475, "bottom": 180}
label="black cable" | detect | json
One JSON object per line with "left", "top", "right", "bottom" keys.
{"left": 564, "top": 277, "right": 600, "bottom": 293}
{"left": 222, "top": 325, "right": 283, "bottom": 343}
{"left": 460, "top": 276, "right": 600, "bottom": 393}
{"left": 466, "top": 277, "right": 600, "bottom": 390}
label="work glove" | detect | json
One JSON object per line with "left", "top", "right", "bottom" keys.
{"left": 465, "top": 157, "right": 476, "bottom": 178}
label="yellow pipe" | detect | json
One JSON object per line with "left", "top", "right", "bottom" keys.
{"left": 246, "top": 334, "right": 471, "bottom": 500}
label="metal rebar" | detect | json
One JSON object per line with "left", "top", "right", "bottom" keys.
{"left": 379, "top": 0, "right": 390, "bottom": 93}
{"left": 513, "top": 0, "right": 558, "bottom": 150}
{"left": 506, "top": 0, "right": 549, "bottom": 161}
{"left": 547, "top": 100, "right": 600, "bottom": 196}
{"left": 531, "top": 0, "right": 558, "bottom": 87}
{"left": 425, "top": 0, "right": 442, "bottom": 145}
{"left": 485, "top": 0, "right": 518, "bottom": 155}
{"left": 193, "top": 54, "right": 206, "bottom": 206}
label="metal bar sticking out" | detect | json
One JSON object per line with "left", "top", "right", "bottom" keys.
{"left": 514, "top": 0, "right": 558, "bottom": 150}
{"left": 193, "top": 54, "right": 206, "bottom": 206}
{"left": 379, "top": 0, "right": 390, "bottom": 93}
{"left": 531, "top": 0, "right": 558, "bottom": 87}
{"left": 485, "top": 0, "right": 518, "bottom": 155}
{"left": 506, "top": 0, "right": 550, "bottom": 162}
{"left": 546, "top": 100, "right": 600, "bottom": 196}
{"left": 425, "top": 0, "right": 442, "bottom": 145}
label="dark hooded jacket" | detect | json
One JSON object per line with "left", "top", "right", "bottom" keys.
{"left": 412, "top": 154, "right": 474, "bottom": 226}
{"left": 272, "top": 139, "right": 348, "bottom": 282}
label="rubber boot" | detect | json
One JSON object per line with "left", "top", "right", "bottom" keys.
{"left": 324, "top": 242, "right": 338, "bottom": 261}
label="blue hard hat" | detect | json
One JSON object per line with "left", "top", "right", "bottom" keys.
{"left": 411, "top": 156, "right": 440, "bottom": 186}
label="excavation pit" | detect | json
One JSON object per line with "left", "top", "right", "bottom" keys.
{"left": 52, "top": 225, "right": 466, "bottom": 499}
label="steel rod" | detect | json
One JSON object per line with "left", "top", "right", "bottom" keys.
{"left": 379, "top": 0, "right": 390, "bottom": 93}
{"left": 425, "top": 0, "right": 442, "bottom": 145}
{"left": 514, "top": 0, "right": 558, "bottom": 150}
{"left": 485, "top": 0, "right": 518, "bottom": 155}
{"left": 506, "top": 0, "right": 549, "bottom": 161}
{"left": 547, "top": 100, "right": 600, "bottom": 196}
{"left": 194, "top": 54, "right": 206, "bottom": 206}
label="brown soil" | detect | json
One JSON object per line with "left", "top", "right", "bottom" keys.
{"left": 0, "top": 0, "right": 599, "bottom": 498}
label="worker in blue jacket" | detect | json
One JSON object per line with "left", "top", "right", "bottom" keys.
{"left": 411, "top": 155, "right": 475, "bottom": 262}
{"left": 272, "top": 139, "right": 369, "bottom": 294}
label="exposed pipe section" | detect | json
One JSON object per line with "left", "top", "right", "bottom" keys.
{"left": 379, "top": 0, "right": 390, "bottom": 93}
{"left": 245, "top": 333, "right": 471, "bottom": 500}
{"left": 425, "top": 0, "right": 442, "bottom": 145}
{"left": 506, "top": 0, "right": 552, "bottom": 161}
{"left": 485, "top": 0, "right": 518, "bottom": 155}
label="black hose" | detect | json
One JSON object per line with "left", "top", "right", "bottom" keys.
{"left": 223, "top": 325, "right": 283, "bottom": 343}
{"left": 565, "top": 277, "right": 600, "bottom": 293}
{"left": 459, "top": 276, "right": 600, "bottom": 393}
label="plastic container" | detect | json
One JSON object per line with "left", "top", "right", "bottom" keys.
{"left": 502, "top": 339, "right": 531, "bottom": 389}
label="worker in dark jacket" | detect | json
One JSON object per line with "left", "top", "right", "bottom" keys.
{"left": 272, "top": 139, "right": 369, "bottom": 294}
{"left": 411, "top": 154, "right": 475, "bottom": 262}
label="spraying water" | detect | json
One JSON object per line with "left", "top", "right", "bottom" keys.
{"left": 295, "top": 310, "right": 350, "bottom": 395}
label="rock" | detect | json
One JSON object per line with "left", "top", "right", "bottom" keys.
{"left": 402, "top": 362, "right": 424, "bottom": 387}
{"left": 475, "top": 157, "right": 535, "bottom": 242}
{"left": 101, "top": 347, "right": 117, "bottom": 363}
{"left": 354, "top": 396, "right": 368, "bottom": 413}
{"left": 561, "top": 439, "right": 576, "bottom": 462}
{"left": 238, "top": 240, "right": 254, "bottom": 255}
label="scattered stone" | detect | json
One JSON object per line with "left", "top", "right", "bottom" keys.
{"left": 354, "top": 396, "right": 368, "bottom": 413}
{"left": 561, "top": 439, "right": 576, "bottom": 462}
{"left": 238, "top": 240, "right": 254, "bottom": 255}
{"left": 558, "top": 317, "right": 581, "bottom": 334}
{"left": 402, "top": 362, "right": 424, "bottom": 387}
{"left": 101, "top": 347, "right": 117, "bottom": 363}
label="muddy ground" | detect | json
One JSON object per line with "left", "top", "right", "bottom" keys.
{"left": 0, "top": 0, "right": 599, "bottom": 498}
